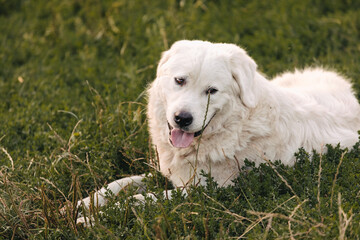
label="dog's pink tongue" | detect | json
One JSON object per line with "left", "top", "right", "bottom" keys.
{"left": 171, "top": 129, "right": 194, "bottom": 148}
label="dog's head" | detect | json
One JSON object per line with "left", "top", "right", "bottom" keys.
{"left": 152, "top": 40, "right": 259, "bottom": 148}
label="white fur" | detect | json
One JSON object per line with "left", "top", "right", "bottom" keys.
{"left": 76, "top": 40, "right": 360, "bottom": 217}
{"left": 147, "top": 40, "right": 360, "bottom": 187}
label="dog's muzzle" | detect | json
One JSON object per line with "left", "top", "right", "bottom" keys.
{"left": 168, "top": 112, "right": 217, "bottom": 148}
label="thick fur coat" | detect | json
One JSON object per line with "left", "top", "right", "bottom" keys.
{"left": 147, "top": 40, "right": 360, "bottom": 187}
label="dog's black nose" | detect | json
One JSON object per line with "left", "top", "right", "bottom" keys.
{"left": 174, "top": 111, "right": 193, "bottom": 128}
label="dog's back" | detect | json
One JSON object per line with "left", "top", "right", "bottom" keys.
{"left": 271, "top": 68, "right": 360, "bottom": 151}
{"left": 272, "top": 68, "right": 353, "bottom": 93}
{"left": 272, "top": 68, "right": 360, "bottom": 120}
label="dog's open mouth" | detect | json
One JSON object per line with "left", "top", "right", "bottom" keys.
{"left": 168, "top": 113, "right": 216, "bottom": 148}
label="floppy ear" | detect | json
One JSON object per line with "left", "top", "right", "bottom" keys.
{"left": 220, "top": 44, "right": 258, "bottom": 108}
{"left": 156, "top": 49, "right": 172, "bottom": 77}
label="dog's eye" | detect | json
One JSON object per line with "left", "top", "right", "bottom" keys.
{"left": 206, "top": 87, "right": 218, "bottom": 95}
{"left": 174, "top": 77, "right": 186, "bottom": 86}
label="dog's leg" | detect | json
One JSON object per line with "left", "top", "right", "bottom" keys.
{"left": 131, "top": 189, "right": 176, "bottom": 202}
{"left": 76, "top": 187, "right": 188, "bottom": 226}
{"left": 77, "top": 174, "right": 147, "bottom": 209}
{"left": 75, "top": 174, "right": 147, "bottom": 226}
{"left": 76, "top": 189, "right": 180, "bottom": 223}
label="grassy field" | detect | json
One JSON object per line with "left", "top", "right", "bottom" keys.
{"left": 1, "top": 0, "right": 360, "bottom": 239}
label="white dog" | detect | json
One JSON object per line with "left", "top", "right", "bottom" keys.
{"left": 77, "top": 40, "right": 360, "bottom": 216}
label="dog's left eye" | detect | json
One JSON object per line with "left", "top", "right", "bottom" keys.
{"left": 206, "top": 87, "right": 218, "bottom": 95}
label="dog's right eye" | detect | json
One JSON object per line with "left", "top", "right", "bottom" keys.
{"left": 174, "top": 77, "right": 186, "bottom": 86}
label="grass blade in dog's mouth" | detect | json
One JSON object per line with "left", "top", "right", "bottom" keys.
{"left": 171, "top": 129, "right": 194, "bottom": 148}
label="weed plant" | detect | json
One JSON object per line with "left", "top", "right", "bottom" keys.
{"left": 1, "top": 0, "right": 360, "bottom": 239}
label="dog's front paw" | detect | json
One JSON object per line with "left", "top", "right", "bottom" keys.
{"left": 76, "top": 216, "right": 95, "bottom": 227}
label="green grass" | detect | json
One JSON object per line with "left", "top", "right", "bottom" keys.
{"left": 1, "top": 0, "right": 360, "bottom": 239}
